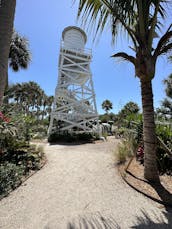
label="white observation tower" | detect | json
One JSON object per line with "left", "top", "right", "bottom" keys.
{"left": 48, "top": 26, "right": 98, "bottom": 136}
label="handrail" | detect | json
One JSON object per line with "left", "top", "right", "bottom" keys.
{"left": 60, "top": 41, "right": 92, "bottom": 56}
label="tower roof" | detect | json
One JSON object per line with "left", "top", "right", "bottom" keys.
{"left": 62, "top": 26, "right": 87, "bottom": 44}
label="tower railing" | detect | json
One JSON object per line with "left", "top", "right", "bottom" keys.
{"left": 60, "top": 41, "right": 92, "bottom": 56}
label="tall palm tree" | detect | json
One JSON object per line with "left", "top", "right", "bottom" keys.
{"left": 102, "top": 99, "right": 113, "bottom": 114}
{"left": 119, "top": 101, "right": 140, "bottom": 118}
{"left": 7, "top": 81, "right": 46, "bottom": 117}
{"left": 9, "top": 31, "right": 31, "bottom": 72}
{"left": 77, "top": 0, "right": 172, "bottom": 182}
{"left": 0, "top": 0, "right": 16, "bottom": 105}
{"left": 3, "top": 31, "right": 31, "bottom": 104}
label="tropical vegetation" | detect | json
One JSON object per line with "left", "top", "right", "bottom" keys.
{"left": 0, "top": 80, "right": 52, "bottom": 198}
{"left": 102, "top": 99, "right": 113, "bottom": 114}
{"left": 77, "top": 0, "right": 172, "bottom": 182}
{"left": 157, "top": 74, "right": 172, "bottom": 119}
{"left": 3, "top": 30, "right": 31, "bottom": 104}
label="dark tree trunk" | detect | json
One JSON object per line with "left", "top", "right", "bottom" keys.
{"left": 141, "top": 79, "right": 160, "bottom": 183}
{"left": 0, "top": 0, "right": 16, "bottom": 105}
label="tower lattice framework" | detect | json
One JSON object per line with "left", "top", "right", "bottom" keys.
{"left": 48, "top": 26, "right": 98, "bottom": 135}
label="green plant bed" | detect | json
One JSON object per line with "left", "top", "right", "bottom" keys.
{"left": 48, "top": 132, "right": 94, "bottom": 143}
{"left": 0, "top": 163, "right": 24, "bottom": 197}
{"left": 0, "top": 144, "right": 45, "bottom": 199}
{"left": 157, "top": 147, "right": 172, "bottom": 175}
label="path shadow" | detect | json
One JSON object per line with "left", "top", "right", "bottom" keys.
{"left": 66, "top": 210, "right": 172, "bottom": 229}
{"left": 126, "top": 170, "right": 172, "bottom": 208}
{"left": 67, "top": 213, "right": 120, "bottom": 229}
{"left": 132, "top": 209, "right": 172, "bottom": 228}
{"left": 150, "top": 182, "right": 172, "bottom": 208}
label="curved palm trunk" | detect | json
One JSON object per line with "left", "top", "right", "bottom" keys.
{"left": 141, "top": 79, "right": 160, "bottom": 183}
{"left": 0, "top": 0, "right": 16, "bottom": 105}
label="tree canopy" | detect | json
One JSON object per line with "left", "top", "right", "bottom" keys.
{"left": 76, "top": 0, "right": 172, "bottom": 182}
{"left": 102, "top": 99, "right": 113, "bottom": 113}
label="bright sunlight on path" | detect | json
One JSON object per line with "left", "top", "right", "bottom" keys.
{"left": 0, "top": 137, "right": 171, "bottom": 228}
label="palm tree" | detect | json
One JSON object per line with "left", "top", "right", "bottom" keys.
{"left": 7, "top": 81, "right": 46, "bottom": 117}
{"left": 9, "top": 31, "right": 31, "bottom": 72}
{"left": 46, "top": 95, "right": 54, "bottom": 119}
{"left": 3, "top": 31, "right": 31, "bottom": 104}
{"left": 0, "top": 0, "right": 16, "bottom": 105}
{"left": 102, "top": 99, "right": 113, "bottom": 114}
{"left": 157, "top": 74, "right": 172, "bottom": 119}
{"left": 119, "top": 101, "right": 140, "bottom": 118}
{"left": 77, "top": 0, "right": 172, "bottom": 182}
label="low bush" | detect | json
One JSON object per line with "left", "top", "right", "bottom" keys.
{"left": 121, "top": 120, "right": 172, "bottom": 175}
{"left": 156, "top": 147, "right": 172, "bottom": 175}
{"left": 0, "top": 144, "right": 45, "bottom": 198}
{"left": 156, "top": 124, "right": 172, "bottom": 148}
{"left": 48, "top": 132, "right": 94, "bottom": 143}
{"left": 117, "top": 143, "right": 128, "bottom": 163}
{"left": 0, "top": 163, "right": 24, "bottom": 197}
{"left": 116, "top": 137, "right": 135, "bottom": 164}
{"left": 0, "top": 108, "right": 46, "bottom": 199}
{"left": 0, "top": 145, "right": 44, "bottom": 173}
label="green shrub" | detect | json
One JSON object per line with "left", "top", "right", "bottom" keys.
{"left": 0, "top": 108, "right": 46, "bottom": 198}
{"left": 156, "top": 146, "right": 172, "bottom": 175}
{"left": 117, "top": 144, "right": 128, "bottom": 163}
{"left": 116, "top": 138, "right": 135, "bottom": 164}
{"left": 0, "top": 163, "right": 24, "bottom": 197}
{"left": 0, "top": 145, "right": 45, "bottom": 174}
{"left": 31, "top": 124, "right": 48, "bottom": 139}
{"left": 156, "top": 124, "right": 172, "bottom": 146}
{"left": 156, "top": 124, "right": 172, "bottom": 174}
{"left": 48, "top": 132, "right": 94, "bottom": 143}
{"left": 0, "top": 144, "right": 45, "bottom": 198}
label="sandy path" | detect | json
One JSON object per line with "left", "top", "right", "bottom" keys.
{"left": 0, "top": 137, "right": 171, "bottom": 228}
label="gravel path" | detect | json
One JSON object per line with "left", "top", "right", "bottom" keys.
{"left": 0, "top": 137, "right": 171, "bottom": 229}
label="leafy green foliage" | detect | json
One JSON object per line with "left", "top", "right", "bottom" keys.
{"left": 77, "top": 0, "right": 172, "bottom": 182}
{"left": 0, "top": 106, "right": 45, "bottom": 198}
{"left": 101, "top": 99, "right": 113, "bottom": 114}
{"left": 0, "top": 163, "right": 24, "bottom": 197}
{"left": 118, "top": 102, "right": 140, "bottom": 119}
{"left": 9, "top": 30, "right": 31, "bottom": 71}
{"left": 116, "top": 136, "right": 136, "bottom": 164}
{"left": 48, "top": 132, "right": 94, "bottom": 143}
{"left": 1, "top": 145, "right": 44, "bottom": 171}
{"left": 157, "top": 74, "right": 172, "bottom": 119}
{"left": 5, "top": 81, "right": 54, "bottom": 122}
{"left": 156, "top": 147, "right": 172, "bottom": 175}
{"left": 0, "top": 144, "right": 45, "bottom": 198}
{"left": 116, "top": 112, "right": 172, "bottom": 174}
{"left": 156, "top": 124, "right": 172, "bottom": 147}
{"left": 0, "top": 110, "right": 17, "bottom": 151}
{"left": 99, "top": 112, "right": 117, "bottom": 123}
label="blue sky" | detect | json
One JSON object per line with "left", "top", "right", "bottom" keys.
{"left": 9, "top": 0, "right": 172, "bottom": 114}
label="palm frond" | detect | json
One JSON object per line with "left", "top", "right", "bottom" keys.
{"left": 9, "top": 30, "right": 31, "bottom": 71}
{"left": 153, "top": 24, "right": 172, "bottom": 59}
{"left": 158, "top": 43, "right": 172, "bottom": 56}
{"left": 77, "top": 0, "right": 137, "bottom": 43}
{"left": 111, "top": 52, "right": 136, "bottom": 65}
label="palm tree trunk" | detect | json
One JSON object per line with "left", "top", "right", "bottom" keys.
{"left": 141, "top": 79, "right": 160, "bottom": 183}
{"left": 0, "top": 0, "right": 16, "bottom": 105}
